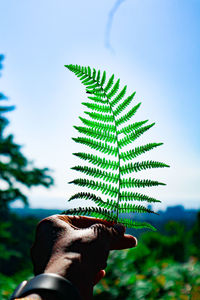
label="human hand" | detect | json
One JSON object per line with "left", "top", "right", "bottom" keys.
{"left": 31, "top": 215, "right": 137, "bottom": 300}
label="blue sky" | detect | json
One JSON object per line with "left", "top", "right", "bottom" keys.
{"left": 1, "top": 0, "right": 200, "bottom": 210}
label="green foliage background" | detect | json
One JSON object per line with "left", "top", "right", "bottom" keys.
{"left": 0, "top": 55, "right": 54, "bottom": 298}
{"left": 0, "top": 212, "right": 200, "bottom": 300}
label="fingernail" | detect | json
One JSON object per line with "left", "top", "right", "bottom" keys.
{"left": 113, "top": 224, "right": 125, "bottom": 234}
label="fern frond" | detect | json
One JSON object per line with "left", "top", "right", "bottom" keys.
{"left": 116, "top": 102, "right": 141, "bottom": 126}
{"left": 72, "top": 138, "right": 118, "bottom": 156}
{"left": 120, "top": 178, "right": 166, "bottom": 189}
{"left": 82, "top": 102, "right": 111, "bottom": 113}
{"left": 120, "top": 161, "right": 170, "bottom": 175}
{"left": 85, "top": 111, "right": 114, "bottom": 123}
{"left": 69, "top": 179, "right": 118, "bottom": 197}
{"left": 65, "top": 64, "right": 168, "bottom": 230}
{"left": 118, "top": 218, "right": 156, "bottom": 231}
{"left": 79, "top": 117, "right": 116, "bottom": 133}
{"left": 117, "top": 120, "right": 148, "bottom": 135}
{"left": 113, "top": 92, "right": 136, "bottom": 117}
{"left": 71, "top": 166, "right": 119, "bottom": 183}
{"left": 118, "top": 123, "right": 155, "bottom": 148}
{"left": 120, "top": 143, "right": 164, "bottom": 162}
{"left": 63, "top": 207, "right": 117, "bottom": 222}
{"left": 73, "top": 126, "right": 117, "bottom": 143}
{"left": 119, "top": 191, "right": 161, "bottom": 203}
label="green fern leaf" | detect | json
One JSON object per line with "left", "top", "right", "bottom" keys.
{"left": 87, "top": 96, "right": 106, "bottom": 104}
{"left": 69, "top": 195, "right": 116, "bottom": 210}
{"left": 82, "top": 102, "right": 111, "bottom": 113}
{"left": 118, "top": 218, "right": 156, "bottom": 231}
{"left": 119, "top": 191, "right": 161, "bottom": 203}
{"left": 89, "top": 88, "right": 105, "bottom": 98}
{"left": 120, "top": 143, "right": 164, "bottom": 162}
{"left": 65, "top": 64, "right": 169, "bottom": 230}
{"left": 120, "top": 161, "right": 170, "bottom": 175}
{"left": 120, "top": 178, "right": 166, "bottom": 189}
{"left": 63, "top": 207, "right": 116, "bottom": 222}
{"left": 85, "top": 111, "right": 114, "bottom": 123}
{"left": 116, "top": 102, "right": 141, "bottom": 126}
{"left": 87, "top": 66, "right": 91, "bottom": 77}
{"left": 118, "top": 123, "right": 155, "bottom": 149}
{"left": 117, "top": 120, "right": 148, "bottom": 135}
{"left": 86, "top": 83, "right": 99, "bottom": 90}
{"left": 71, "top": 166, "right": 119, "bottom": 183}
{"left": 69, "top": 178, "right": 119, "bottom": 197}
{"left": 73, "top": 153, "right": 119, "bottom": 170}
{"left": 81, "top": 78, "right": 94, "bottom": 86}
{"left": 104, "top": 74, "right": 114, "bottom": 92}
{"left": 92, "top": 68, "right": 96, "bottom": 80}
{"left": 117, "top": 203, "right": 157, "bottom": 214}
{"left": 110, "top": 86, "right": 127, "bottom": 107}
{"left": 73, "top": 126, "right": 117, "bottom": 143}
{"left": 68, "top": 193, "right": 119, "bottom": 212}
{"left": 96, "top": 70, "right": 101, "bottom": 83}
{"left": 72, "top": 137, "right": 118, "bottom": 156}
{"left": 100, "top": 71, "right": 106, "bottom": 86}
{"left": 79, "top": 117, "right": 116, "bottom": 133}
{"left": 107, "top": 79, "right": 120, "bottom": 98}
{"left": 113, "top": 92, "right": 136, "bottom": 117}
{"left": 69, "top": 192, "right": 105, "bottom": 203}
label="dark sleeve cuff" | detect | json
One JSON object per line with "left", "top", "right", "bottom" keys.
{"left": 10, "top": 273, "right": 81, "bottom": 300}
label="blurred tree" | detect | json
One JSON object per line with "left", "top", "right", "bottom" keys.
{"left": 190, "top": 211, "right": 200, "bottom": 259}
{"left": 0, "top": 55, "right": 54, "bottom": 214}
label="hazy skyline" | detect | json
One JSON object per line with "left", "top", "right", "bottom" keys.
{"left": 1, "top": 0, "right": 199, "bottom": 210}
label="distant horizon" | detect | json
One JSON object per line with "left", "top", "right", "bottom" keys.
{"left": 10, "top": 197, "right": 200, "bottom": 212}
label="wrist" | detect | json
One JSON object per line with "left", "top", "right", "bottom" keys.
{"left": 44, "top": 254, "right": 93, "bottom": 300}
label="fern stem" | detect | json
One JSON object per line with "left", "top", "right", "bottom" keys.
{"left": 106, "top": 102, "right": 121, "bottom": 221}
{"left": 81, "top": 71, "right": 121, "bottom": 221}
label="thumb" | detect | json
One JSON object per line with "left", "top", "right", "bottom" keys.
{"left": 111, "top": 224, "right": 137, "bottom": 250}
{"left": 83, "top": 222, "right": 137, "bottom": 251}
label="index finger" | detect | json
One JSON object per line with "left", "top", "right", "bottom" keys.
{"left": 110, "top": 234, "right": 137, "bottom": 250}
{"left": 58, "top": 215, "right": 115, "bottom": 229}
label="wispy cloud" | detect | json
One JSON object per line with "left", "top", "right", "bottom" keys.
{"left": 105, "top": 0, "right": 126, "bottom": 53}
